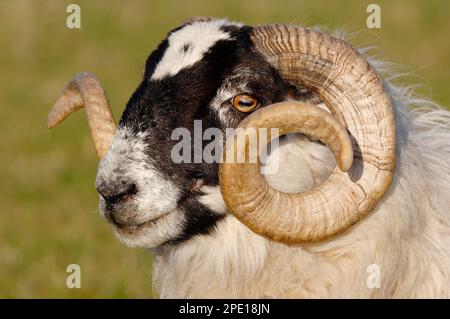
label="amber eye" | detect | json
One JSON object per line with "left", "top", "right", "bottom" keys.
{"left": 232, "top": 94, "right": 260, "bottom": 113}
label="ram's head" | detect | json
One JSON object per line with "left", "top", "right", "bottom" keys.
{"left": 47, "top": 18, "right": 395, "bottom": 247}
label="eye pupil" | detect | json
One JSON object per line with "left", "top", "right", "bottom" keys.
{"left": 232, "top": 94, "right": 259, "bottom": 113}
{"left": 239, "top": 99, "right": 255, "bottom": 107}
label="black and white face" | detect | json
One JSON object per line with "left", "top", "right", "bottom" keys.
{"left": 95, "top": 18, "right": 305, "bottom": 248}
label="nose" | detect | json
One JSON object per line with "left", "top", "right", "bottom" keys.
{"left": 96, "top": 179, "right": 137, "bottom": 207}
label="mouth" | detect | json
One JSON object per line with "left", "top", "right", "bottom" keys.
{"left": 106, "top": 211, "right": 169, "bottom": 231}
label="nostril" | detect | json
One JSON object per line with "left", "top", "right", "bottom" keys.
{"left": 96, "top": 181, "right": 137, "bottom": 206}
{"left": 115, "top": 183, "right": 137, "bottom": 200}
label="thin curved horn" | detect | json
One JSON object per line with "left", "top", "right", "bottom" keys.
{"left": 219, "top": 25, "right": 396, "bottom": 243}
{"left": 47, "top": 72, "right": 116, "bottom": 158}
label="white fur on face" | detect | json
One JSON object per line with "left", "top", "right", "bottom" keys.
{"left": 112, "top": 211, "right": 185, "bottom": 248}
{"left": 151, "top": 19, "right": 240, "bottom": 80}
{"left": 96, "top": 127, "right": 183, "bottom": 247}
{"left": 198, "top": 185, "right": 228, "bottom": 215}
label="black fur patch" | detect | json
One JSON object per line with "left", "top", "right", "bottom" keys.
{"left": 182, "top": 43, "right": 191, "bottom": 53}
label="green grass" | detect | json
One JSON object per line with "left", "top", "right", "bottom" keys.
{"left": 0, "top": 0, "right": 448, "bottom": 298}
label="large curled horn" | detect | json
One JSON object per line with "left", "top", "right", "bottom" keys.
{"left": 219, "top": 25, "right": 396, "bottom": 244}
{"left": 47, "top": 72, "right": 116, "bottom": 158}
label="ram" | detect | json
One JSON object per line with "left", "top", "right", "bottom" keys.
{"left": 47, "top": 18, "right": 450, "bottom": 298}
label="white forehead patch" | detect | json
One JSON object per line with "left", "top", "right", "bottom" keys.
{"left": 151, "top": 19, "right": 240, "bottom": 80}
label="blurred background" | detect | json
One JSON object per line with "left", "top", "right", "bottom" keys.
{"left": 0, "top": 0, "right": 448, "bottom": 298}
